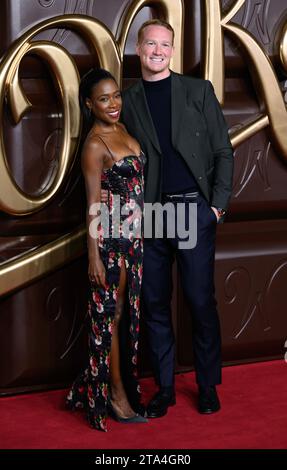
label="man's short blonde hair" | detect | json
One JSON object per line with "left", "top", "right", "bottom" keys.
{"left": 137, "top": 19, "right": 175, "bottom": 45}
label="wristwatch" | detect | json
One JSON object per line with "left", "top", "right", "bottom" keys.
{"left": 214, "top": 207, "right": 226, "bottom": 218}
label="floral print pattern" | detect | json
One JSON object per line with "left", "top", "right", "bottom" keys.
{"left": 66, "top": 152, "right": 145, "bottom": 431}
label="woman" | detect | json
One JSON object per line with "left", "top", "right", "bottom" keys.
{"left": 66, "top": 68, "right": 146, "bottom": 431}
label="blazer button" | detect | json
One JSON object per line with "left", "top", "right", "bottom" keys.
{"left": 198, "top": 176, "right": 202, "bottom": 181}
{"left": 195, "top": 131, "right": 200, "bottom": 137}
{"left": 192, "top": 153, "right": 197, "bottom": 158}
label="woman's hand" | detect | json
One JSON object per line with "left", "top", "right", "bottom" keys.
{"left": 88, "top": 257, "right": 106, "bottom": 288}
{"left": 100, "top": 189, "right": 109, "bottom": 203}
{"left": 210, "top": 206, "right": 220, "bottom": 222}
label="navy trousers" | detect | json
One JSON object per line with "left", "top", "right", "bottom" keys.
{"left": 142, "top": 193, "right": 221, "bottom": 389}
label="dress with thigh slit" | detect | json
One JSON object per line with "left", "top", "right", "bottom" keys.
{"left": 66, "top": 148, "right": 146, "bottom": 431}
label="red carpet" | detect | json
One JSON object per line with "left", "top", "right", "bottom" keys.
{"left": 1, "top": 360, "right": 287, "bottom": 449}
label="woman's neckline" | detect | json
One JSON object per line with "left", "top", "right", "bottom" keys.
{"left": 103, "top": 153, "right": 143, "bottom": 172}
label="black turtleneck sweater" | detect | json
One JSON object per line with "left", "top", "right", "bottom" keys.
{"left": 142, "top": 75, "right": 198, "bottom": 194}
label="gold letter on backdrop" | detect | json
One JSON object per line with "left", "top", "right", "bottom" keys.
{"left": 204, "top": 0, "right": 287, "bottom": 159}
{"left": 280, "top": 21, "right": 287, "bottom": 74}
{"left": 0, "top": 15, "right": 121, "bottom": 215}
{"left": 0, "top": 0, "right": 183, "bottom": 296}
{"left": 0, "top": 0, "right": 183, "bottom": 216}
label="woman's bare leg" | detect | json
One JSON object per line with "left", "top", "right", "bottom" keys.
{"left": 110, "top": 263, "right": 136, "bottom": 418}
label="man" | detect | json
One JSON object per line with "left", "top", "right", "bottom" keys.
{"left": 120, "top": 19, "right": 234, "bottom": 418}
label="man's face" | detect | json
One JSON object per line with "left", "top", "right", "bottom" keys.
{"left": 136, "top": 25, "right": 174, "bottom": 80}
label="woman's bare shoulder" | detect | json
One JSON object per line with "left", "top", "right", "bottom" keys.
{"left": 81, "top": 132, "right": 106, "bottom": 168}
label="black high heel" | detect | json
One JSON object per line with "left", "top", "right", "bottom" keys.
{"left": 107, "top": 399, "right": 148, "bottom": 424}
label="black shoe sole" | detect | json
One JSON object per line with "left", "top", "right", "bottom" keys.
{"left": 198, "top": 405, "right": 221, "bottom": 414}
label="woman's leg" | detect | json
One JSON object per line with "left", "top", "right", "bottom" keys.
{"left": 110, "top": 262, "right": 136, "bottom": 418}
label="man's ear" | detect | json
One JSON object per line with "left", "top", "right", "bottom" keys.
{"left": 135, "top": 43, "right": 140, "bottom": 56}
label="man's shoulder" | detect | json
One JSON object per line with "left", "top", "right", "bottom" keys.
{"left": 172, "top": 71, "right": 209, "bottom": 90}
{"left": 122, "top": 80, "right": 142, "bottom": 98}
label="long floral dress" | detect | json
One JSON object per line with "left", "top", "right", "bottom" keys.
{"left": 66, "top": 149, "right": 145, "bottom": 432}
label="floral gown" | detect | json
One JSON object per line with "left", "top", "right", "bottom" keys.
{"left": 66, "top": 146, "right": 145, "bottom": 431}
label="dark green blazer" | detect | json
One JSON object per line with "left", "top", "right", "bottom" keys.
{"left": 121, "top": 71, "right": 234, "bottom": 210}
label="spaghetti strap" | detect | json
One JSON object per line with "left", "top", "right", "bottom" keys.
{"left": 96, "top": 135, "right": 116, "bottom": 162}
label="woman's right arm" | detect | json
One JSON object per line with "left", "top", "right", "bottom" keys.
{"left": 81, "top": 139, "right": 106, "bottom": 288}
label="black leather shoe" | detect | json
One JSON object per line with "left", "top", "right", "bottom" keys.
{"left": 198, "top": 386, "right": 221, "bottom": 414}
{"left": 131, "top": 401, "right": 147, "bottom": 418}
{"left": 146, "top": 389, "right": 176, "bottom": 418}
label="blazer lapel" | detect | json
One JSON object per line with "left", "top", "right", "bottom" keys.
{"left": 129, "top": 80, "right": 162, "bottom": 154}
{"left": 171, "top": 72, "right": 186, "bottom": 150}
